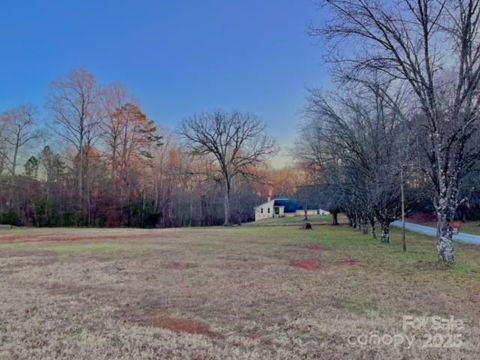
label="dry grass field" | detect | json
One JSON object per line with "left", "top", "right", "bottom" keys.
{"left": 1, "top": 224, "right": 480, "bottom": 359}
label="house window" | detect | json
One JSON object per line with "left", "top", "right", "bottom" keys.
{"left": 268, "top": 208, "right": 270, "bottom": 214}
{"left": 261, "top": 208, "right": 263, "bottom": 214}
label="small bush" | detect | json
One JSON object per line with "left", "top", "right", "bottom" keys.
{"left": 1, "top": 209, "right": 21, "bottom": 226}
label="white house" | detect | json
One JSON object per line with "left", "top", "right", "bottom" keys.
{"left": 254, "top": 198, "right": 330, "bottom": 222}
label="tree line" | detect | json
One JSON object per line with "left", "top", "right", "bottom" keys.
{"left": 295, "top": 0, "right": 480, "bottom": 264}
{"left": 0, "top": 69, "right": 278, "bottom": 228}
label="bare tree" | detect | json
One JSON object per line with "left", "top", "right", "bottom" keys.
{"left": 0, "top": 105, "right": 39, "bottom": 212}
{"left": 100, "top": 83, "right": 162, "bottom": 225}
{"left": 0, "top": 105, "right": 38, "bottom": 177}
{"left": 47, "top": 69, "right": 102, "bottom": 223}
{"left": 299, "top": 81, "right": 407, "bottom": 243}
{"left": 0, "top": 73, "right": 268, "bottom": 228}
{"left": 101, "top": 84, "right": 130, "bottom": 182}
{"left": 180, "top": 110, "right": 275, "bottom": 225}
{"left": 0, "top": 116, "right": 8, "bottom": 175}
{"left": 317, "top": 0, "right": 480, "bottom": 263}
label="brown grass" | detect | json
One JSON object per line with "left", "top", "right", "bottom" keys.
{"left": 0, "top": 228, "right": 180, "bottom": 244}
{"left": 0, "top": 225, "right": 479, "bottom": 359}
{"left": 335, "top": 259, "right": 362, "bottom": 267}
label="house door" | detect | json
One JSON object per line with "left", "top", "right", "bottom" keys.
{"left": 274, "top": 207, "right": 280, "bottom": 216}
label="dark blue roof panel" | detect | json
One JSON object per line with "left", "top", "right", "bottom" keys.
{"left": 272, "top": 198, "right": 320, "bottom": 213}
{"left": 273, "top": 199, "right": 303, "bottom": 213}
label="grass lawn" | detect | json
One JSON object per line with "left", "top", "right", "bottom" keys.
{"left": 245, "top": 214, "right": 339, "bottom": 226}
{"left": 458, "top": 221, "right": 480, "bottom": 236}
{"left": 0, "top": 224, "right": 479, "bottom": 359}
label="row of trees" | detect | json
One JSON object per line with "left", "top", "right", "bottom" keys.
{"left": 297, "top": 81, "right": 410, "bottom": 244}
{"left": 298, "top": 0, "right": 480, "bottom": 264}
{"left": 0, "top": 70, "right": 277, "bottom": 227}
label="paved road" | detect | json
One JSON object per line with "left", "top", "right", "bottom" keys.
{"left": 392, "top": 221, "right": 480, "bottom": 245}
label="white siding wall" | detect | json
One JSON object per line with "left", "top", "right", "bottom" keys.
{"left": 254, "top": 200, "right": 275, "bottom": 221}
{"left": 295, "top": 209, "right": 330, "bottom": 216}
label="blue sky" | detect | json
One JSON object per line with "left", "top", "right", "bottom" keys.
{"left": 0, "top": 0, "right": 330, "bottom": 166}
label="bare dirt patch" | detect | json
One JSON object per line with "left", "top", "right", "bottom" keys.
{"left": 147, "top": 313, "right": 223, "bottom": 338}
{"left": 116, "top": 305, "right": 223, "bottom": 338}
{"left": 290, "top": 259, "right": 322, "bottom": 271}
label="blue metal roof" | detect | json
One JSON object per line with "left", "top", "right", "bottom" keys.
{"left": 273, "top": 199, "right": 303, "bottom": 213}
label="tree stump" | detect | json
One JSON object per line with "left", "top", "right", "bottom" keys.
{"left": 303, "top": 222, "right": 313, "bottom": 230}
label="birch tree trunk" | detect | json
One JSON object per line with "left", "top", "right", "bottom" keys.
{"left": 437, "top": 216, "right": 454, "bottom": 263}
{"left": 361, "top": 217, "right": 368, "bottom": 234}
{"left": 436, "top": 207, "right": 455, "bottom": 263}
{"left": 434, "top": 148, "right": 457, "bottom": 263}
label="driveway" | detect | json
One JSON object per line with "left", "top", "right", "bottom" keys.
{"left": 392, "top": 220, "right": 480, "bottom": 245}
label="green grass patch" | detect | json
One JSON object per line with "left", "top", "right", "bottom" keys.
{"left": 223, "top": 223, "right": 480, "bottom": 279}
{"left": 244, "top": 214, "right": 335, "bottom": 226}
{"left": 459, "top": 222, "right": 480, "bottom": 235}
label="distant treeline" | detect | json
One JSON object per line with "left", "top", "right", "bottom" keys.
{"left": 0, "top": 70, "right": 267, "bottom": 227}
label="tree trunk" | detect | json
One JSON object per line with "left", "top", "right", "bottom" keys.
{"left": 223, "top": 181, "right": 231, "bottom": 226}
{"left": 85, "top": 147, "right": 91, "bottom": 226}
{"left": 347, "top": 215, "right": 353, "bottom": 227}
{"left": 11, "top": 139, "right": 18, "bottom": 178}
{"left": 400, "top": 167, "right": 407, "bottom": 252}
{"left": 78, "top": 137, "right": 84, "bottom": 225}
{"left": 362, "top": 218, "right": 368, "bottom": 234}
{"left": 370, "top": 218, "right": 376, "bottom": 239}
{"left": 8, "top": 137, "right": 20, "bottom": 211}
{"left": 437, "top": 211, "right": 455, "bottom": 263}
{"left": 434, "top": 163, "right": 456, "bottom": 263}
{"left": 189, "top": 194, "right": 193, "bottom": 227}
{"left": 381, "top": 223, "right": 390, "bottom": 243}
{"left": 332, "top": 212, "right": 339, "bottom": 226}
